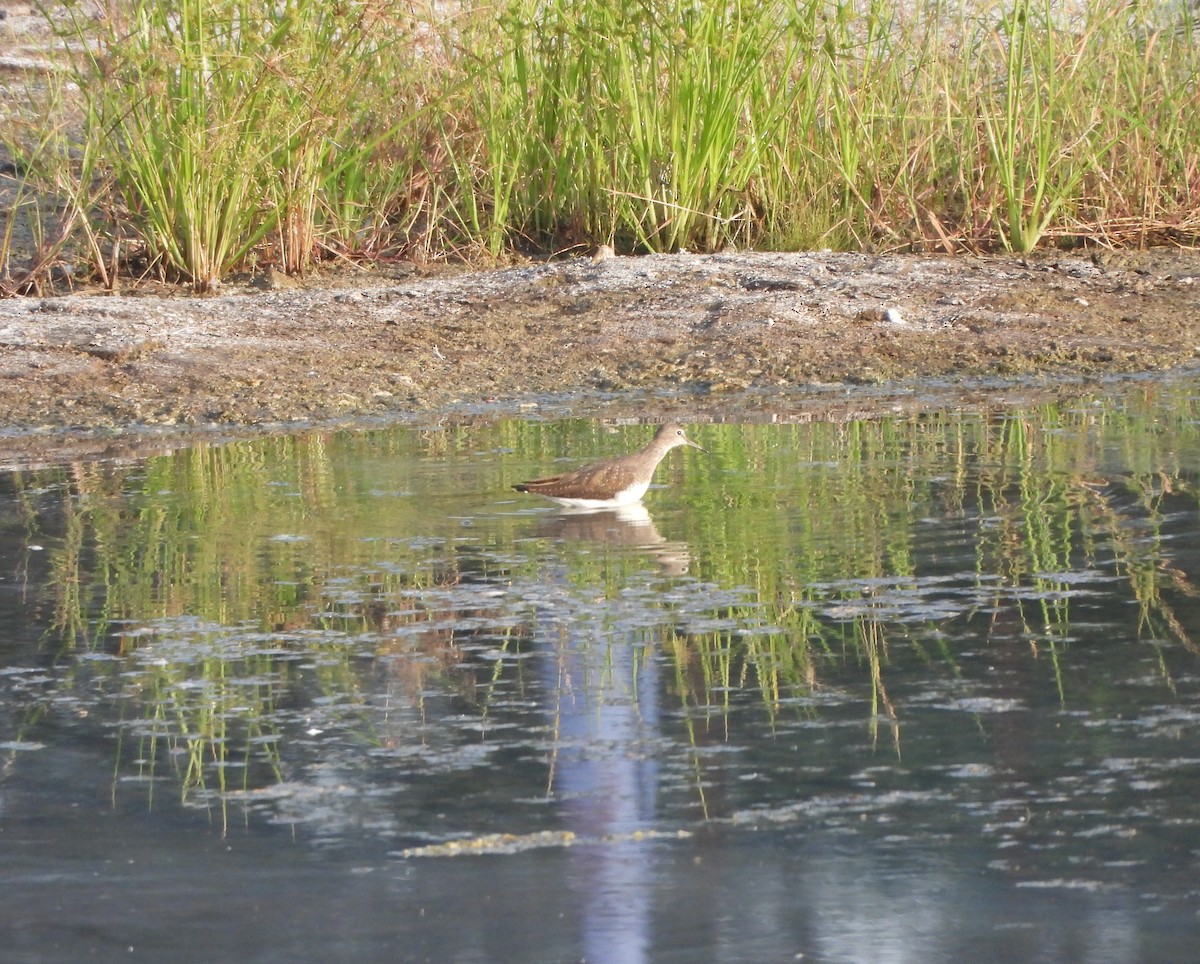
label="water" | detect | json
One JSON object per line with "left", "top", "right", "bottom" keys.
{"left": 3, "top": 383, "right": 1200, "bottom": 962}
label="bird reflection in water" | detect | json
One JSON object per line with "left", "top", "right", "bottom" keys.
{"left": 532, "top": 502, "right": 690, "bottom": 576}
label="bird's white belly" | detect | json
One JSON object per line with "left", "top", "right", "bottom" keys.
{"left": 546, "top": 480, "right": 650, "bottom": 508}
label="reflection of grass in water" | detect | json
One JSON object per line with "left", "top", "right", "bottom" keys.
{"left": 117, "top": 578, "right": 506, "bottom": 824}
{"left": 1093, "top": 471, "right": 1199, "bottom": 697}
{"left": 674, "top": 418, "right": 933, "bottom": 749}
{"left": 21, "top": 432, "right": 470, "bottom": 644}
{"left": 970, "top": 413, "right": 1075, "bottom": 702}
{"left": 9, "top": 432, "right": 496, "bottom": 819}
{"left": 967, "top": 401, "right": 1200, "bottom": 699}
{"left": 675, "top": 392, "right": 1200, "bottom": 733}
{"left": 667, "top": 605, "right": 820, "bottom": 719}
{"left": 9, "top": 389, "right": 1200, "bottom": 811}
{"left": 109, "top": 624, "right": 291, "bottom": 831}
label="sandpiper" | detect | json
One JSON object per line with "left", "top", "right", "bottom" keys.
{"left": 513, "top": 423, "right": 705, "bottom": 508}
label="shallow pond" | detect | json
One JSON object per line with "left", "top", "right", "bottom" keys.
{"left": 3, "top": 381, "right": 1200, "bottom": 962}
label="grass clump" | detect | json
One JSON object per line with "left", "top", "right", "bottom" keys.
{"left": 28, "top": 0, "right": 435, "bottom": 291}
{"left": 458, "top": 0, "right": 805, "bottom": 253}
{"left": 1, "top": 0, "right": 1197, "bottom": 292}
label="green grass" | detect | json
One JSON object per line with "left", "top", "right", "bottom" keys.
{"left": 3, "top": 0, "right": 1197, "bottom": 290}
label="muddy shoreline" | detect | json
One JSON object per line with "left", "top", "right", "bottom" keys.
{"left": 2, "top": 248, "right": 1199, "bottom": 464}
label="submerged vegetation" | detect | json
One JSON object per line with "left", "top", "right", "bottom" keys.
{"left": 1, "top": 0, "right": 1198, "bottom": 291}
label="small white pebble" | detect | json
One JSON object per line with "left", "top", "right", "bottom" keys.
{"left": 885, "top": 307, "right": 906, "bottom": 325}
{"left": 1074, "top": 297, "right": 1090, "bottom": 306}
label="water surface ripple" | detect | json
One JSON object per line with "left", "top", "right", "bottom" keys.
{"left": 3, "top": 388, "right": 1200, "bottom": 961}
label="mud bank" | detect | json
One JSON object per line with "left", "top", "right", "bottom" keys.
{"left": 1, "top": 248, "right": 1198, "bottom": 461}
